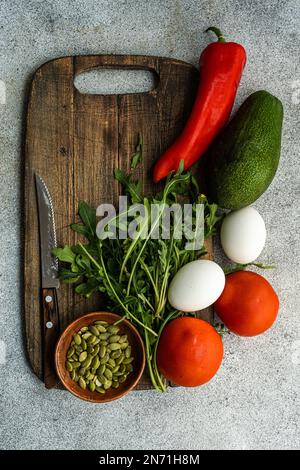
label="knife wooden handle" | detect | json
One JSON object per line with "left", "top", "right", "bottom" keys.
{"left": 42, "top": 288, "right": 60, "bottom": 388}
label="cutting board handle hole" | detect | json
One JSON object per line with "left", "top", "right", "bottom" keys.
{"left": 74, "top": 68, "right": 158, "bottom": 95}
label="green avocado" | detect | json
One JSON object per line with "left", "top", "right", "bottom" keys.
{"left": 205, "top": 90, "right": 283, "bottom": 210}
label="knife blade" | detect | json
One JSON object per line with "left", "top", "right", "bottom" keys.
{"left": 35, "top": 174, "right": 60, "bottom": 388}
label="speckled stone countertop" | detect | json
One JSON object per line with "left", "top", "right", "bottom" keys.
{"left": 0, "top": 0, "right": 299, "bottom": 450}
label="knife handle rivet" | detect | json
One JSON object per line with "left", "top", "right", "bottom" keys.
{"left": 45, "top": 295, "right": 53, "bottom": 303}
{"left": 46, "top": 321, "right": 53, "bottom": 329}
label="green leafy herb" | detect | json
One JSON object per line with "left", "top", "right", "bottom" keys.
{"left": 114, "top": 168, "right": 142, "bottom": 204}
{"left": 52, "top": 245, "right": 75, "bottom": 264}
{"left": 70, "top": 223, "right": 92, "bottom": 239}
{"left": 78, "top": 201, "right": 96, "bottom": 240}
{"left": 130, "top": 134, "right": 143, "bottom": 169}
{"left": 54, "top": 159, "right": 220, "bottom": 391}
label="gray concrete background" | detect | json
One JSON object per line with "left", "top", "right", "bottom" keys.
{"left": 0, "top": 0, "right": 299, "bottom": 450}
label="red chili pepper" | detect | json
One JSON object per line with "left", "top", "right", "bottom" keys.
{"left": 153, "top": 27, "right": 247, "bottom": 182}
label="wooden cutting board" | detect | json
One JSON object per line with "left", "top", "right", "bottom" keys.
{"left": 24, "top": 54, "right": 213, "bottom": 390}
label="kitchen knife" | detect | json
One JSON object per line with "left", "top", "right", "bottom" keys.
{"left": 35, "top": 174, "right": 60, "bottom": 388}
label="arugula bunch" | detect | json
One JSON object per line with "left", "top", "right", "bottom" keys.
{"left": 53, "top": 163, "right": 221, "bottom": 391}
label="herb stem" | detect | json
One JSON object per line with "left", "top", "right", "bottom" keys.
{"left": 152, "top": 309, "right": 180, "bottom": 392}
{"left": 79, "top": 242, "right": 158, "bottom": 337}
{"left": 139, "top": 258, "right": 159, "bottom": 303}
{"left": 125, "top": 205, "right": 164, "bottom": 296}
{"left": 144, "top": 329, "right": 163, "bottom": 392}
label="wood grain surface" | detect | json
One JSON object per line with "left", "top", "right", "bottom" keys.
{"left": 24, "top": 54, "right": 213, "bottom": 390}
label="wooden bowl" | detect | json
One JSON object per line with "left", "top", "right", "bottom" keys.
{"left": 55, "top": 312, "right": 145, "bottom": 403}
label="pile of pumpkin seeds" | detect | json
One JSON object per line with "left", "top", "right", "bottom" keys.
{"left": 66, "top": 321, "right": 134, "bottom": 394}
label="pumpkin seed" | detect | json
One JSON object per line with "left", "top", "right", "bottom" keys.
{"left": 113, "top": 371, "right": 124, "bottom": 377}
{"left": 125, "top": 346, "right": 132, "bottom": 358}
{"left": 109, "top": 343, "right": 121, "bottom": 351}
{"left": 104, "top": 368, "right": 113, "bottom": 380}
{"left": 111, "top": 350, "right": 122, "bottom": 359}
{"left": 107, "top": 325, "right": 120, "bottom": 334}
{"left": 79, "top": 351, "right": 87, "bottom": 362}
{"left": 103, "top": 380, "right": 112, "bottom": 390}
{"left": 123, "top": 356, "right": 134, "bottom": 364}
{"left": 82, "top": 355, "right": 92, "bottom": 369}
{"left": 82, "top": 332, "right": 92, "bottom": 340}
{"left": 89, "top": 325, "right": 100, "bottom": 336}
{"left": 87, "top": 344, "right": 94, "bottom": 354}
{"left": 67, "top": 320, "right": 134, "bottom": 395}
{"left": 79, "top": 377, "right": 86, "bottom": 390}
{"left": 87, "top": 335, "right": 97, "bottom": 345}
{"left": 115, "top": 355, "right": 124, "bottom": 366}
{"left": 74, "top": 334, "right": 81, "bottom": 345}
{"left": 67, "top": 347, "right": 75, "bottom": 358}
{"left": 85, "top": 371, "right": 92, "bottom": 380}
{"left": 97, "top": 374, "right": 106, "bottom": 385}
{"left": 108, "top": 358, "right": 116, "bottom": 367}
{"left": 99, "top": 333, "right": 110, "bottom": 340}
{"left": 109, "top": 335, "right": 121, "bottom": 343}
{"left": 92, "top": 356, "right": 100, "bottom": 370}
{"left": 91, "top": 345, "right": 100, "bottom": 357}
{"left": 95, "top": 324, "right": 107, "bottom": 333}
{"left": 99, "top": 345, "right": 106, "bottom": 358}
{"left": 100, "top": 353, "right": 109, "bottom": 365}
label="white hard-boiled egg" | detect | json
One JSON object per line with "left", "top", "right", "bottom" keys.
{"left": 168, "top": 260, "right": 225, "bottom": 312}
{"left": 220, "top": 206, "right": 266, "bottom": 264}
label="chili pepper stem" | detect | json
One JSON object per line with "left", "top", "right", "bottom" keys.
{"left": 205, "top": 26, "right": 226, "bottom": 43}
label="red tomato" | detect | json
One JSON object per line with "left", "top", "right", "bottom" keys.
{"left": 214, "top": 271, "right": 279, "bottom": 337}
{"left": 156, "top": 317, "right": 223, "bottom": 387}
